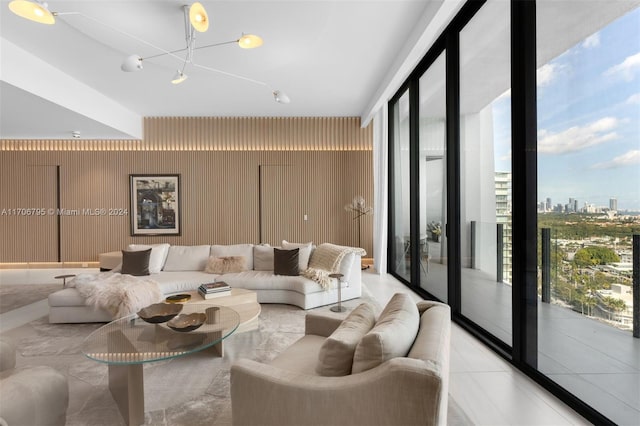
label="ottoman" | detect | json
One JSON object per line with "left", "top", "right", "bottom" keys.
{"left": 48, "top": 288, "right": 111, "bottom": 323}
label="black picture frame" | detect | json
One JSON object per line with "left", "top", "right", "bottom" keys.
{"left": 129, "top": 174, "right": 181, "bottom": 236}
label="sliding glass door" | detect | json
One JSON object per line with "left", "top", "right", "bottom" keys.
{"left": 459, "top": 0, "right": 512, "bottom": 344}
{"left": 418, "top": 52, "right": 448, "bottom": 301}
{"left": 387, "top": 0, "right": 639, "bottom": 423}
{"left": 536, "top": 2, "right": 640, "bottom": 424}
{"left": 390, "top": 90, "right": 412, "bottom": 282}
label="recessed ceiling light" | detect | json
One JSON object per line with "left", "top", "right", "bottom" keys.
{"left": 71, "top": 131, "right": 81, "bottom": 139}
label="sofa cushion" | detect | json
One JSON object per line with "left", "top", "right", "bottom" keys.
{"left": 316, "top": 303, "right": 377, "bottom": 376}
{"left": 220, "top": 270, "right": 323, "bottom": 294}
{"left": 274, "top": 248, "right": 299, "bottom": 276}
{"left": 269, "top": 334, "right": 327, "bottom": 375}
{"left": 163, "top": 245, "right": 210, "bottom": 271}
{"left": 121, "top": 249, "right": 151, "bottom": 276}
{"left": 210, "top": 244, "right": 254, "bottom": 270}
{"left": 127, "top": 243, "right": 170, "bottom": 273}
{"left": 153, "top": 271, "right": 217, "bottom": 294}
{"left": 204, "top": 256, "right": 246, "bottom": 274}
{"left": 352, "top": 293, "right": 419, "bottom": 373}
{"left": 253, "top": 245, "right": 274, "bottom": 271}
{"left": 282, "top": 240, "right": 313, "bottom": 270}
{"left": 338, "top": 252, "right": 356, "bottom": 281}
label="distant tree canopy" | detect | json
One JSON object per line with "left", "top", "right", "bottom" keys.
{"left": 537, "top": 213, "right": 640, "bottom": 239}
{"left": 573, "top": 246, "right": 620, "bottom": 267}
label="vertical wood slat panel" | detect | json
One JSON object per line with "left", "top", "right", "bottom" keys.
{"left": 0, "top": 150, "right": 372, "bottom": 262}
{"left": 1, "top": 117, "right": 372, "bottom": 152}
{"left": 1, "top": 117, "right": 373, "bottom": 263}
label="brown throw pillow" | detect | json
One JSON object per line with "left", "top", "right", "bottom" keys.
{"left": 121, "top": 248, "right": 151, "bottom": 276}
{"left": 274, "top": 248, "right": 299, "bottom": 276}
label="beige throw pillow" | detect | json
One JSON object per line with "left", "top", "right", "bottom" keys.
{"left": 316, "top": 303, "right": 377, "bottom": 376}
{"left": 204, "top": 256, "right": 246, "bottom": 274}
{"left": 253, "top": 245, "right": 274, "bottom": 271}
{"left": 351, "top": 293, "right": 419, "bottom": 373}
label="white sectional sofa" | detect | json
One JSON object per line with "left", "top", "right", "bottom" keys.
{"left": 48, "top": 242, "right": 363, "bottom": 323}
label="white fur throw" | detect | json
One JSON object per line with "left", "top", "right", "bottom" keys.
{"left": 70, "top": 272, "right": 162, "bottom": 319}
{"left": 302, "top": 243, "right": 366, "bottom": 290}
{"left": 205, "top": 256, "right": 246, "bottom": 274}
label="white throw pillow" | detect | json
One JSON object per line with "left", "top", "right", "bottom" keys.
{"left": 282, "top": 240, "right": 313, "bottom": 270}
{"left": 210, "top": 244, "right": 255, "bottom": 270}
{"left": 316, "top": 303, "right": 377, "bottom": 376}
{"left": 162, "top": 245, "right": 211, "bottom": 271}
{"left": 253, "top": 245, "right": 274, "bottom": 271}
{"left": 127, "top": 243, "right": 170, "bottom": 273}
{"left": 351, "top": 293, "right": 419, "bottom": 373}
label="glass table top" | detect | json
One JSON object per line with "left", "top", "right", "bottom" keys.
{"left": 82, "top": 303, "right": 240, "bottom": 365}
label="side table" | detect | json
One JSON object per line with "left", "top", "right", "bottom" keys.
{"left": 54, "top": 274, "right": 75, "bottom": 288}
{"left": 329, "top": 273, "right": 348, "bottom": 313}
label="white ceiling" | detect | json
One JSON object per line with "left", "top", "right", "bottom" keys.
{"left": 0, "top": 0, "right": 449, "bottom": 139}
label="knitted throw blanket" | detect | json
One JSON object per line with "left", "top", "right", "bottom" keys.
{"left": 302, "top": 243, "right": 366, "bottom": 290}
{"left": 70, "top": 272, "right": 162, "bottom": 319}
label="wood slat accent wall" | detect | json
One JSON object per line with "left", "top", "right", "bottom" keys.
{"left": 0, "top": 117, "right": 372, "bottom": 151}
{"left": 0, "top": 117, "right": 373, "bottom": 263}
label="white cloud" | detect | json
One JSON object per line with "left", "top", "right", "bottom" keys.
{"left": 538, "top": 117, "right": 620, "bottom": 154}
{"left": 582, "top": 33, "right": 600, "bottom": 49}
{"left": 537, "top": 63, "right": 558, "bottom": 87}
{"left": 592, "top": 150, "right": 640, "bottom": 169}
{"left": 604, "top": 52, "right": 640, "bottom": 82}
{"left": 626, "top": 93, "right": 640, "bottom": 104}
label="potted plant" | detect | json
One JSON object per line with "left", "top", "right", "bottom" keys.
{"left": 428, "top": 221, "right": 442, "bottom": 242}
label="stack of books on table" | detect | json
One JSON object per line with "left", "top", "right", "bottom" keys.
{"left": 198, "top": 282, "right": 231, "bottom": 299}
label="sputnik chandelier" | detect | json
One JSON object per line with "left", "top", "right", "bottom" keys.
{"left": 7, "top": 0, "right": 291, "bottom": 104}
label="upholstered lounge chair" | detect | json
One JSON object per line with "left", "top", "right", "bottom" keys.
{"left": 0, "top": 338, "right": 69, "bottom": 426}
{"left": 230, "top": 295, "right": 451, "bottom": 426}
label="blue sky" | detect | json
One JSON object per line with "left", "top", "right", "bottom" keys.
{"left": 493, "top": 6, "right": 640, "bottom": 211}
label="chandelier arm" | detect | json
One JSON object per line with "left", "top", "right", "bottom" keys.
{"left": 192, "top": 63, "right": 268, "bottom": 87}
{"left": 183, "top": 5, "right": 196, "bottom": 63}
{"left": 144, "top": 47, "right": 188, "bottom": 61}
{"left": 193, "top": 40, "right": 239, "bottom": 51}
{"left": 141, "top": 39, "right": 237, "bottom": 61}
{"left": 55, "top": 12, "right": 185, "bottom": 63}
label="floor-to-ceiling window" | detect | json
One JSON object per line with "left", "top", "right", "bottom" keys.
{"left": 390, "top": 90, "right": 412, "bottom": 282}
{"left": 387, "top": 0, "right": 639, "bottom": 423}
{"left": 459, "top": 0, "right": 512, "bottom": 344}
{"left": 419, "top": 52, "right": 448, "bottom": 301}
{"left": 536, "top": 2, "right": 640, "bottom": 424}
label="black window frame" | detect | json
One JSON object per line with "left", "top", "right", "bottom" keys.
{"left": 386, "top": 1, "right": 616, "bottom": 424}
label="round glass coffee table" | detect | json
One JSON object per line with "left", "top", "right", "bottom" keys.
{"left": 82, "top": 304, "right": 240, "bottom": 426}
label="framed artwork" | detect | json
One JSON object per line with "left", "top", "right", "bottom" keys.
{"left": 130, "top": 174, "right": 181, "bottom": 236}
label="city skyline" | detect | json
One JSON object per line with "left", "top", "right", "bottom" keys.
{"left": 536, "top": 195, "right": 632, "bottom": 214}
{"left": 493, "top": 7, "right": 639, "bottom": 211}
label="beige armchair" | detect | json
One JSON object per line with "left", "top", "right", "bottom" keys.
{"left": 231, "top": 299, "right": 451, "bottom": 426}
{"left": 0, "top": 338, "right": 69, "bottom": 426}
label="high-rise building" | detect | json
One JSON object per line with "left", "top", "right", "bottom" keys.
{"left": 546, "top": 197, "right": 552, "bottom": 212}
{"left": 610, "top": 197, "right": 617, "bottom": 211}
{"left": 495, "top": 172, "right": 512, "bottom": 284}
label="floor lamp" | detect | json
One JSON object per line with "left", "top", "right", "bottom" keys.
{"left": 344, "top": 196, "right": 372, "bottom": 269}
